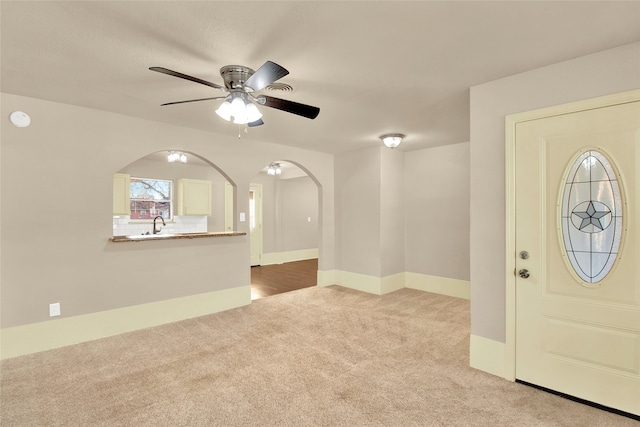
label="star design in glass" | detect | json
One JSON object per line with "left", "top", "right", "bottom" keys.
{"left": 571, "top": 201, "right": 610, "bottom": 232}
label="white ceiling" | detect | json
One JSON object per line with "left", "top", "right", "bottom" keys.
{"left": 2, "top": 1, "right": 639, "bottom": 154}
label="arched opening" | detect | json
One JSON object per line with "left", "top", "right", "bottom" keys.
{"left": 249, "top": 160, "right": 321, "bottom": 300}
{"left": 112, "top": 150, "right": 236, "bottom": 237}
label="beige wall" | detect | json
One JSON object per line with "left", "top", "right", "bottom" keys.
{"left": 405, "top": 142, "right": 470, "bottom": 281}
{"left": 380, "top": 147, "right": 405, "bottom": 277}
{"left": 334, "top": 143, "right": 469, "bottom": 285}
{"left": 335, "top": 147, "right": 382, "bottom": 276}
{"left": 280, "top": 176, "right": 318, "bottom": 252}
{"left": 469, "top": 41, "right": 640, "bottom": 343}
{"left": 0, "top": 93, "right": 335, "bottom": 328}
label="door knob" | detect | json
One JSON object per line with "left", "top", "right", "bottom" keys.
{"left": 518, "top": 269, "right": 530, "bottom": 279}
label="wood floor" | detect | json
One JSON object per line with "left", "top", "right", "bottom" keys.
{"left": 250, "top": 258, "right": 318, "bottom": 300}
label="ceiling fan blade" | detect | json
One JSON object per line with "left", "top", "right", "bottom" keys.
{"left": 150, "top": 67, "right": 227, "bottom": 92}
{"left": 160, "top": 96, "right": 227, "bottom": 106}
{"left": 259, "top": 95, "right": 320, "bottom": 119}
{"left": 244, "top": 61, "right": 289, "bottom": 92}
{"left": 248, "top": 118, "right": 264, "bottom": 127}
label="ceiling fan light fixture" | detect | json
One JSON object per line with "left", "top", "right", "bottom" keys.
{"left": 380, "top": 133, "right": 405, "bottom": 149}
{"left": 215, "top": 99, "right": 232, "bottom": 121}
{"left": 246, "top": 102, "right": 263, "bottom": 122}
{"left": 233, "top": 116, "right": 250, "bottom": 125}
{"left": 231, "top": 95, "right": 246, "bottom": 118}
{"left": 224, "top": 93, "right": 263, "bottom": 124}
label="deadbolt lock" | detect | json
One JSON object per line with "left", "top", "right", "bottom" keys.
{"left": 520, "top": 251, "right": 529, "bottom": 260}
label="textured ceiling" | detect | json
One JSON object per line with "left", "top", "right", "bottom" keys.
{"left": 2, "top": 1, "right": 639, "bottom": 154}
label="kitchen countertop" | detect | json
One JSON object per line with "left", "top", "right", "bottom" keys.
{"left": 110, "top": 231, "right": 246, "bottom": 242}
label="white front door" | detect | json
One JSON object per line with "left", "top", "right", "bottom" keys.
{"left": 514, "top": 96, "right": 639, "bottom": 415}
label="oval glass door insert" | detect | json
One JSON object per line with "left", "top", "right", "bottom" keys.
{"left": 561, "top": 150, "right": 623, "bottom": 284}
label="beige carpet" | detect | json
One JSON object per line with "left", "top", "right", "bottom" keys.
{"left": 0, "top": 286, "right": 635, "bottom": 426}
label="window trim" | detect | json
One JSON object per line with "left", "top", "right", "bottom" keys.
{"left": 129, "top": 177, "right": 174, "bottom": 222}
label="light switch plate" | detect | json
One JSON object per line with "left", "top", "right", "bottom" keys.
{"left": 239, "top": 212, "right": 246, "bottom": 222}
{"left": 49, "top": 302, "right": 61, "bottom": 317}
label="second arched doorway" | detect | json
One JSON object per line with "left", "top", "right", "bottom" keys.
{"left": 249, "top": 160, "right": 320, "bottom": 300}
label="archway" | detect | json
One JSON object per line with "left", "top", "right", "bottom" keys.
{"left": 249, "top": 160, "right": 321, "bottom": 300}
{"left": 113, "top": 150, "right": 236, "bottom": 236}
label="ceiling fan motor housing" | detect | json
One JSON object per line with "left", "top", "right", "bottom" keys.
{"left": 220, "top": 65, "right": 255, "bottom": 91}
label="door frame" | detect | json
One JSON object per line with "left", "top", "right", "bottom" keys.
{"left": 504, "top": 89, "right": 640, "bottom": 381}
{"left": 249, "top": 183, "right": 263, "bottom": 266}
{"left": 224, "top": 181, "right": 234, "bottom": 232}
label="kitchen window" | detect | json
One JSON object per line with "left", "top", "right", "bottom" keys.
{"left": 130, "top": 177, "right": 172, "bottom": 220}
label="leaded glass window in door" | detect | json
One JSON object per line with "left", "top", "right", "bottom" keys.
{"left": 560, "top": 150, "right": 623, "bottom": 284}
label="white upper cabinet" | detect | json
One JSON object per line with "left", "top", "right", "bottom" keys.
{"left": 113, "top": 173, "right": 131, "bottom": 216}
{"left": 177, "top": 178, "right": 211, "bottom": 216}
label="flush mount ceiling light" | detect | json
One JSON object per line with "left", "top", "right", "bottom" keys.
{"left": 267, "top": 162, "right": 282, "bottom": 176}
{"left": 9, "top": 111, "right": 31, "bottom": 128}
{"left": 167, "top": 151, "right": 187, "bottom": 163}
{"left": 380, "top": 133, "right": 405, "bottom": 149}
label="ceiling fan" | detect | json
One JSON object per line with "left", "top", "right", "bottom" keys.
{"left": 150, "top": 61, "right": 320, "bottom": 127}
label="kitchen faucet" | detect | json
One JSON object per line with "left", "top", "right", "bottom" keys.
{"left": 153, "top": 215, "right": 166, "bottom": 234}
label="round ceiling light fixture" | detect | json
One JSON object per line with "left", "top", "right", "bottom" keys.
{"left": 380, "top": 133, "right": 404, "bottom": 149}
{"left": 10, "top": 111, "right": 31, "bottom": 128}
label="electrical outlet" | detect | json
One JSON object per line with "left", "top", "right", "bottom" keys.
{"left": 49, "top": 302, "right": 61, "bottom": 317}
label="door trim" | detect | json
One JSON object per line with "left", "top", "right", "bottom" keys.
{"left": 504, "top": 89, "right": 640, "bottom": 381}
{"left": 249, "top": 183, "right": 263, "bottom": 266}
{"left": 224, "top": 182, "right": 234, "bottom": 232}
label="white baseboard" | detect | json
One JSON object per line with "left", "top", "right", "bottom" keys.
{"left": 327, "top": 270, "right": 470, "bottom": 299}
{"left": 260, "top": 248, "right": 318, "bottom": 265}
{"left": 470, "top": 334, "right": 506, "bottom": 378}
{"left": 405, "top": 272, "right": 470, "bottom": 300}
{"left": 380, "top": 272, "right": 406, "bottom": 294}
{"left": 336, "top": 271, "right": 402, "bottom": 295}
{"left": 0, "top": 286, "right": 251, "bottom": 360}
{"left": 335, "top": 270, "right": 389, "bottom": 295}
{"left": 317, "top": 269, "right": 338, "bottom": 287}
